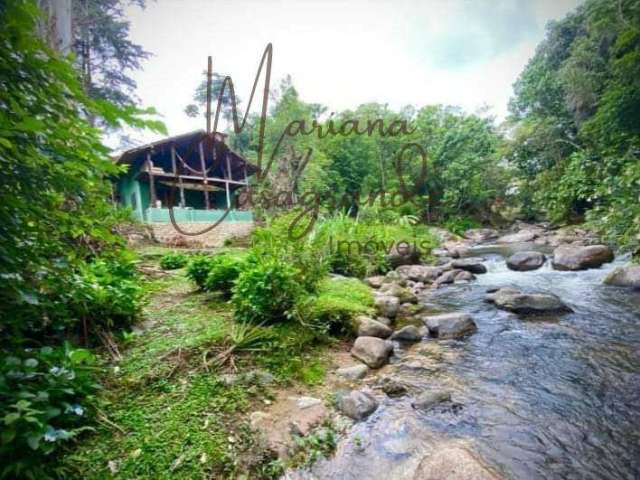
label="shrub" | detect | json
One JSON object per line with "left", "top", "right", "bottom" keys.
{"left": 442, "top": 216, "right": 481, "bottom": 237}
{"left": 185, "top": 255, "right": 216, "bottom": 289}
{"left": 203, "top": 255, "right": 246, "bottom": 296}
{"left": 294, "top": 278, "right": 374, "bottom": 336}
{"left": 232, "top": 259, "right": 303, "bottom": 324}
{"left": 159, "top": 252, "right": 188, "bottom": 270}
{"left": 68, "top": 255, "right": 143, "bottom": 334}
{"left": 0, "top": 344, "right": 99, "bottom": 479}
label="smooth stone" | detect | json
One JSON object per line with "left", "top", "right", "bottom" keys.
{"left": 604, "top": 265, "right": 640, "bottom": 289}
{"left": 336, "top": 364, "right": 369, "bottom": 380}
{"left": 390, "top": 325, "right": 423, "bottom": 342}
{"left": 424, "top": 313, "right": 477, "bottom": 339}
{"left": 294, "top": 396, "right": 322, "bottom": 409}
{"left": 451, "top": 257, "right": 487, "bottom": 274}
{"left": 351, "top": 336, "right": 394, "bottom": 368}
{"left": 506, "top": 251, "right": 546, "bottom": 271}
{"left": 356, "top": 316, "right": 393, "bottom": 338}
{"left": 413, "top": 443, "right": 502, "bottom": 480}
{"left": 434, "top": 269, "right": 464, "bottom": 286}
{"left": 463, "top": 228, "right": 499, "bottom": 242}
{"left": 411, "top": 390, "right": 452, "bottom": 410}
{"left": 379, "top": 376, "right": 409, "bottom": 397}
{"left": 335, "top": 390, "right": 378, "bottom": 420}
{"left": 366, "top": 275, "right": 385, "bottom": 288}
{"left": 485, "top": 288, "right": 572, "bottom": 314}
{"left": 552, "top": 244, "right": 614, "bottom": 271}
{"left": 454, "top": 270, "right": 476, "bottom": 282}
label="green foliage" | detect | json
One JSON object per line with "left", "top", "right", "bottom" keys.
{"left": 185, "top": 255, "right": 216, "bottom": 289}
{"left": 69, "top": 255, "right": 143, "bottom": 334}
{"left": 0, "top": 344, "right": 98, "bottom": 480}
{"left": 508, "top": 0, "right": 640, "bottom": 250}
{"left": 158, "top": 252, "right": 188, "bottom": 270}
{"left": 203, "top": 255, "right": 246, "bottom": 296}
{"left": 443, "top": 216, "right": 481, "bottom": 237}
{"left": 232, "top": 259, "right": 303, "bottom": 325}
{"left": 294, "top": 278, "right": 374, "bottom": 336}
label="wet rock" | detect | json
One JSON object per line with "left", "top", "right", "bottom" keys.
{"left": 336, "top": 364, "right": 369, "bottom": 380}
{"left": 451, "top": 258, "right": 487, "bottom": 274}
{"left": 351, "top": 336, "right": 394, "bottom": 368}
{"left": 413, "top": 443, "right": 502, "bottom": 480}
{"left": 604, "top": 265, "right": 640, "bottom": 289}
{"left": 397, "top": 302, "right": 424, "bottom": 320}
{"left": 366, "top": 275, "right": 385, "bottom": 288}
{"left": 434, "top": 269, "right": 464, "bottom": 286}
{"left": 424, "top": 313, "right": 477, "bottom": 339}
{"left": 379, "top": 282, "right": 418, "bottom": 303}
{"left": 486, "top": 288, "right": 572, "bottom": 314}
{"left": 496, "top": 230, "right": 538, "bottom": 243}
{"left": 356, "top": 316, "right": 392, "bottom": 339}
{"left": 383, "top": 270, "right": 407, "bottom": 287}
{"left": 386, "top": 243, "right": 421, "bottom": 268}
{"left": 506, "top": 251, "right": 546, "bottom": 271}
{"left": 374, "top": 295, "right": 400, "bottom": 318}
{"left": 335, "top": 390, "right": 378, "bottom": 420}
{"left": 396, "top": 265, "right": 445, "bottom": 283}
{"left": 411, "top": 390, "right": 452, "bottom": 410}
{"left": 378, "top": 376, "right": 409, "bottom": 397}
{"left": 463, "top": 228, "right": 499, "bottom": 243}
{"left": 454, "top": 270, "right": 476, "bottom": 283}
{"left": 552, "top": 244, "right": 614, "bottom": 271}
{"left": 390, "top": 325, "right": 423, "bottom": 342}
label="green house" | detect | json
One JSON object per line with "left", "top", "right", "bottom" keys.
{"left": 114, "top": 130, "right": 257, "bottom": 224}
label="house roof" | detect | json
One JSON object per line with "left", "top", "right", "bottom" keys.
{"left": 115, "top": 130, "right": 259, "bottom": 183}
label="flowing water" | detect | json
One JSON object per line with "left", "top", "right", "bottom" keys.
{"left": 291, "top": 244, "right": 640, "bottom": 480}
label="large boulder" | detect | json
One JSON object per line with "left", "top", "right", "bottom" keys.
{"left": 396, "top": 265, "right": 445, "bottom": 283}
{"left": 335, "top": 390, "right": 378, "bottom": 420}
{"left": 451, "top": 257, "right": 487, "bottom": 274}
{"left": 356, "top": 316, "right": 392, "bottom": 339}
{"left": 442, "top": 240, "right": 472, "bottom": 258}
{"left": 424, "top": 313, "right": 477, "bottom": 339}
{"left": 552, "top": 244, "right": 614, "bottom": 270}
{"left": 604, "top": 265, "right": 640, "bottom": 289}
{"left": 385, "top": 243, "right": 420, "bottom": 268}
{"left": 454, "top": 270, "right": 475, "bottom": 282}
{"left": 485, "top": 288, "right": 572, "bottom": 314}
{"left": 506, "top": 251, "right": 546, "bottom": 271}
{"left": 413, "top": 443, "right": 502, "bottom": 480}
{"left": 374, "top": 295, "right": 400, "bottom": 318}
{"left": 351, "top": 336, "right": 394, "bottom": 368}
{"left": 434, "top": 269, "right": 464, "bottom": 286}
{"left": 463, "top": 228, "right": 499, "bottom": 243}
{"left": 366, "top": 275, "right": 385, "bottom": 288}
{"left": 496, "top": 230, "right": 538, "bottom": 244}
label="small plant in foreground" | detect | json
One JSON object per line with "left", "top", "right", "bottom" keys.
{"left": 159, "top": 252, "right": 188, "bottom": 270}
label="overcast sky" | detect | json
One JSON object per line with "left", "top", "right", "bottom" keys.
{"left": 125, "top": 0, "right": 582, "bottom": 143}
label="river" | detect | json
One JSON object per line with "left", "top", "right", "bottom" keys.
{"left": 291, "top": 243, "right": 640, "bottom": 480}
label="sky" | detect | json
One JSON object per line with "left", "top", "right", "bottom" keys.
{"left": 125, "top": 0, "right": 582, "bottom": 144}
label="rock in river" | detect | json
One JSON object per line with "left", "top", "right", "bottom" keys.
{"left": 336, "top": 364, "right": 369, "bottom": 380}
{"left": 604, "top": 265, "right": 640, "bottom": 289}
{"left": 424, "top": 313, "right": 477, "bottom": 339}
{"left": 390, "top": 325, "right": 423, "bottom": 342}
{"left": 356, "top": 315, "right": 392, "bottom": 339}
{"left": 335, "top": 390, "right": 378, "bottom": 420}
{"left": 411, "top": 390, "right": 452, "bottom": 411}
{"left": 451, "top": 257, "right": 487, "bottom": 274}
{"left": 351, "top": 336, "right": 394, "bottom": 368}
{"left": 496, "top": 229, "right": 538, "bottom": 243}
{"left": 485, "top": 288, "right": 572, "bottom": 314}
{"left": 413, "top": 442, "right": 502, "bottom": 480}
{"left": 552, "top": 244, "right": 614, "bottom": 271}
{"left": 463, "top": 228, "right": 499, "bottom": 243}
{"left": 506, "top": 251, "right": 546, "bottom": 271}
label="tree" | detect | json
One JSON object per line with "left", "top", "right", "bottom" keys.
{"left": 72, "top": 0, "right": 149, "bottom": 114}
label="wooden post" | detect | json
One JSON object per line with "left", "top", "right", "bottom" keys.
{"left": 147, "top": 152, "right": 156, "bottom": 208}
{"left": 171, "top": 145, "right": 185, "bottom": 207}
{"left": 225, "top": 152, "right": 232, "bottom": 209}
{"left": 198, "top": 140, "right": 210, "bottom": 210}
{"left": 206, "top": 56, "right": 212, "bottom": 135}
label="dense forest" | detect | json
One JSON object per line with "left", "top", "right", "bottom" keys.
{"left": 0, "top": 0, "right": 638, "bottom": 478}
